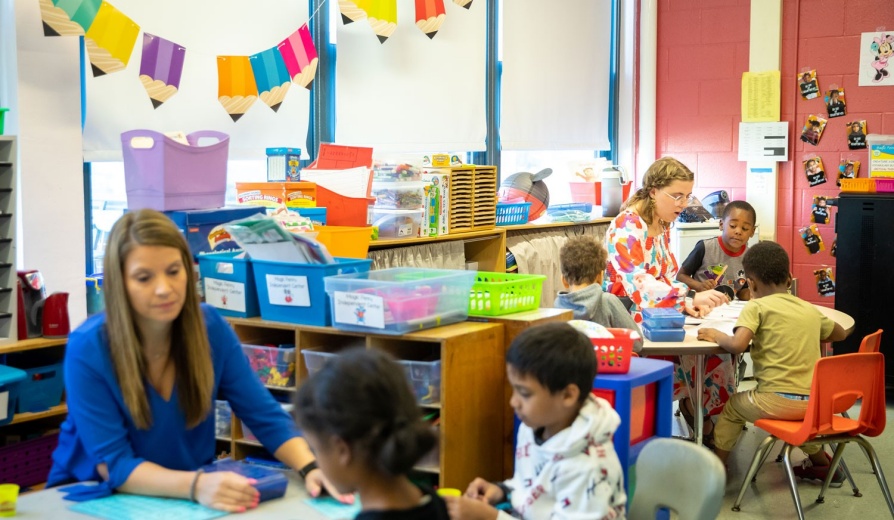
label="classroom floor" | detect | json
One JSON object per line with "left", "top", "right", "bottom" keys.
{"left": 670, "top": 380, "right": 894, "bottom": 519}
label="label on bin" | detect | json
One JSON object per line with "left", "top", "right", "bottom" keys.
{"left": 333, "top": 291, "right": 385, "bottom": 329}
{"left": 0, "top": 391, "right": 7, "bottom": 421}
{"left": 266, "top": 274, "right": 311, "bottom": 307}
{"left": 205, "top": 279, "right": 246, "bottom": 313}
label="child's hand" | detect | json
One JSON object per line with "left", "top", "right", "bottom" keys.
{"left": 698, "top": 279, "right": 718, "bottom": 291}
{"left": 697, "top": 327, "right": 723, "bottom": 343}
{"left": 465, "top": 478, "right": 504, "bottom": 504}
{"left": 444, "top": 495, "right": 501, "bottom": 520}
{"left": 303, "top": 467, "right": 355, "bottom": 504}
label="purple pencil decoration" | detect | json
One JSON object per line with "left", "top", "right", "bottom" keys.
{"left": 139, "top": 33, "right": 186, "bottom": 108}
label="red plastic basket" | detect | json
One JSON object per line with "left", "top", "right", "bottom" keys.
{"left": 591, "top": 328, "right": 639, "bottom": 374}
{"left": 0, "top": 433, "right": 59, "bottom": 488}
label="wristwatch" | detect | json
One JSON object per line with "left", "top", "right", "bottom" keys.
{"left": 685, "top": 289, "right": 696, "bottom": 308}
{"left": 298, "top": 461, "right": 318, "bottom": 480}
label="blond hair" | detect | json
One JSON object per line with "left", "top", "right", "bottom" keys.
{"left": 621, "top": 157, "right": 695, "bottom": 226}
{"left": 103, "top": 209, "right": 213, "bottom": 429}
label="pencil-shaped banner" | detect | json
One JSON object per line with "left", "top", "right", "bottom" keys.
{"left": 139, "top": 33, "right": 186, "bottom": 109}
{"left": 84, "top": 1, "right": 140, "bottom": 77}
{"left": 277, "top": 25, "right": 318, "bottom": 90}
{"left": 415, "top": 0, "right": 446, "bottom": 39}
{"left": 249, "top": 48, "right": 291, "bottom": 112}
{"left": 39, "top": 0, "right": 101, "bottom": 36}
{"left": 367, "top": 0, "right": 397, "bottom": 43}
{"left": 453, "top": 0, "right": 473, "bottom": 8}
{"left": 217, "top": 55, "right": 258, "bottom": 122}
{"left": 339, "top": 0, "right": 369, "bottom": 24}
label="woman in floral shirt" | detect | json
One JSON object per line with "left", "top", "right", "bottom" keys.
{"left": 604, "top": 157, "right": 730, "bottom": 446}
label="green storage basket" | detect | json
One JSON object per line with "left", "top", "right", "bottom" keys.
{"left": 468, "top": 272, "right": 546, "bottom": 316}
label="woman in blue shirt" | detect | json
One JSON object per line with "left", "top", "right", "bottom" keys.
{"left": 48, "top": 209, "right": 343, "bottom": 512}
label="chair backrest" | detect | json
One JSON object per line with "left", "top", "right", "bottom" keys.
{"left": 793, "top": 352, "right": 887, "bottom": 444}
{"left": 627, "top": 438, "right": 726, "bottom": 520}
{"left": 859, "top": 329, "right": 883, "bottom": 353}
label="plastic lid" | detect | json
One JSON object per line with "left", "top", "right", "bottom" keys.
{"left": 0, "top": 364, "right": 27, "bottom": 385}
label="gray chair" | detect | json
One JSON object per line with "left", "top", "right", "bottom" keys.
{"left": 628, "top": 438, "right": 726, "bottom": 520}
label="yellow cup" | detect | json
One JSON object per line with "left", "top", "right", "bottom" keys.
{"left": 436, "top": 488, "right": 462, "bottom": 498}
{"left": 0, "top": 483, "right": 19, "bottom": 517}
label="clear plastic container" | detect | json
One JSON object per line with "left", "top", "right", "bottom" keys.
{"left": 641, "top": 324, "right": 686, "bottom": 342}
{"left": 324, "top": 268, "right": 477, "bottom": 335}
{"left": 400, "top": 359, "right": 441, "bottom": 405}
{"left": 641, "top": 308, "right": 685, "bottom": 329}
{"left": 242, "top": 403, "right": 293, "bottom": 443}
{"left": 215, "top": 400, "right": 232, "bottom": 438}
{"left": 370, "top": 208, "right": 423, "bottom": 239}
{"left": 302, "top": 350, "right": 339, "bottom": 377}
{"left": 242, "top": 344, "right": 296, "bottom": 388}
{"left": 371, "top": 181, "right": 425, "bottom": 209}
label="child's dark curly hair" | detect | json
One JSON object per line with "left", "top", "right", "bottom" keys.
{"left": 742, "top": 241, "right": 790, "bottom": 286}
{"left": 559, "top": 235, "right": 608, "bottom": 286}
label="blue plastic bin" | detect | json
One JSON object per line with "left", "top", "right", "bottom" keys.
{"left": 0, "top": 365, "right": 26, "bottom": 426}
{"left": 641, "top": 324, "right": 686, "bottom": 342}
{"left": 252, "top": 257, "right": 372, "bottom": 326}
{"left": 165, "top": 206, "right": 266, "bottom": 258}
{"left": 641, "top": 308, "right": 685, "bottom": 329}
{"left": 198, "top": 251, "right": 259, "bottom": 318}
{"left": 15, "top": 362, "right": 64, "bottom": 413}
{"left": 296, "top": 207, "right": 327, "bottom": 226}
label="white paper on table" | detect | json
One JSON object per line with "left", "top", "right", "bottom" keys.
{"left": 706, "top": 300, "right": 747, "bottom": 320}
{"left": 697, "top": 319, "right": 737, "bottom": 336}
{"left": 300, "top": 166, "right": 372, "bottom": 198}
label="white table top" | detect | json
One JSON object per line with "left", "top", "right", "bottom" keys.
{"left": 15, "top": 475, "right": 349, "bottom": 519}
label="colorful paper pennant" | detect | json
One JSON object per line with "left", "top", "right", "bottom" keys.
{"left": 415, "top": 0, "right": 446, "bottom": 39}
{"left": 139, "top": 33, "right": 185, "bottom": 109}
{"left": 217, "top": 55, "right": 258, "bottom": 122}
{"left": 453, "top": 0, "right": 473, "bottom": 9}
{"left": 84, "top": 1, "right": 140, "bottom": 76}
{"left": 249, "top": 48, "right": 291, "bottom": 112}
{"left": 39, "top": 0, "right": 102, "bottom": 36}
{"left": 338, "top": 0, "right": 369, "bottom": 25}
{"left": 367, "top": 0, "right": 398, "bottom": 43}
{"left": 277, "top": 25, "right": 319, "bottom": 90}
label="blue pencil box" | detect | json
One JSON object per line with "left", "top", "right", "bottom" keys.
{"left": 201, "top": 460, "right": 288, "bottom": 503}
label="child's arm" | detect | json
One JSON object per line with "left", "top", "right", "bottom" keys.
{"left": 822, "top": 322, "right": 849, "bottom": 343}
{"left": 677, "top": 240, "right": 716, "bottom": 291}
{"left": 697, "top": 326, "right": 754, "bottom": 355}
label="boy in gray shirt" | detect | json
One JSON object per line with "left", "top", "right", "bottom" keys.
{"left": 555, "top": 236, "right": 643, "bottom": 352}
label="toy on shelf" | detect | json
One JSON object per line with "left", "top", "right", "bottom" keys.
{"left": 499, "top": 168, "right": 553, "bottom": 221}
{"left": 242, "top": 344, "right": 296, "bottom": 387}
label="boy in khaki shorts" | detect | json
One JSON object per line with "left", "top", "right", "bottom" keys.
{"left": 697, "top": 241, "right": 850, "bottom": 484}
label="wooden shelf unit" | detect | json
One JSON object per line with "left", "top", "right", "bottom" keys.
{"left": 224, "top": 317, "right": 506, "bottom": 488}
{"left": 370, "top": 228, "right": 507, "bottom": 273}
{"left": 0, "top": 137, "right": 16, "bottom": 345}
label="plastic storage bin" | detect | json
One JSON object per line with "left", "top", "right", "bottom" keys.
{"left": 495, "top": 202, "right": 531, "bottom": 226}
{"left": 875, "top": 179, "right": 894, "bottom": 193}
{"left": 296, "top": 207, "right": 327, "bottom": 226}
{"left": 0, "top": 432, "right": 60, "bottom": 488}
{"left": 0, "top": 365, "right": 26, "bottom": 426}
{"left": 316, "top": 185, "right": 375, "bottom": 227}
{"left": 197, "top": 251, "right": 259, "bottom": 318}
{"left": 400, "top": 359, "right": 441, "bottom": 405}
{"left": 202, "top": 460, "right": 288, "bottom": 502}
{"left": 302, "top": 349, "right": 338, "bottom": 377}
{"left": 468, "top": 272, "right": 546, "bottom": 316}
{"left": 14, "top": 362, "right": 64, "bottom": 413}
{"left": 215, "top": 400, "right": 232, "bottom": 438}
{"left": 840, "top": 178, "right": 876, "bottom": 193}
{"left": 252, "top": 257, "right": 372, "bottom": 326}
{"left": 324, "top": 268, "right": 477, "bottom": 335}
{"left": 165, "top": 206, "right": 266, "bottom": 257}
{"left": 313, "top": 226, "right": 372, "bottom": 258}
{"left": 641, "top": 324, "right": 686, "bottom": 342}
{"left": 121, "top": 130, "right": 229, "bottom": 211}
{"left": 242, "top": 344, "right": 296, "bottom": 388}
{"left": 371, "top": 181, "right": 425, "bottom": 209}
{"left": 370, "top": 208, "right": 423, "bottom": 239}
{"left": 592, "top": 328, "right": 639, "bottom": 374}
{"left": 641, "top": 308, "right": 685, "bottom": 329}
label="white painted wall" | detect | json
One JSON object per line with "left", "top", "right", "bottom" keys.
{"left": 9, "top": 0, "right": 87, "bottom": 325}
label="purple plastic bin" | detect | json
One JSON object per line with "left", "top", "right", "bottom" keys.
{"left": 122, "top": 129, "right": 229, "bottom": 211}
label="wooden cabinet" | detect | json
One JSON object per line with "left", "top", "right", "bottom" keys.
{"left": 370, "top": 228, "right": 507, "bottom": 273}
{"left": 223, "top": 317, "right": 506, "bottom": 488}
{"left": 0, "top": 137, "right": 17, "bottom": 344}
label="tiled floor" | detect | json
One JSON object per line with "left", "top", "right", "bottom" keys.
{"left": 669, "top": 381, "right": 894, "bottom": 519}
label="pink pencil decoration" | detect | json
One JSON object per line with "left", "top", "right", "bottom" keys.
{"left": 277, "top": 25, "right": 318, "bottom": 90}
{"left": 139, "top": 33, "right": 186, "bottom": 109}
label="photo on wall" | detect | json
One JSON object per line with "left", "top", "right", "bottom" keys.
{"left": 797, "top": 69, "right": 820, "bottom": 99}
{"left": 859, "top": 32, "right": 893, "bottom": 86}
{"left": 803, "top": 155, "right": 827, "bottom": 187}
{"left": 811, "top": 196, "right": 830, "bottom": 225}
{"left": 814, "top": 267, "right": 836, "bottom": 297}
{"left": 824, "top": 88, "right": 846, "bottom": 118}
{"left": 800, "top": 224, "right": 825, "bottom": 255}
{"left": 800, "top": 115, "right": 827, "bottom": 146}
{"left": 847, "top": 120, "right": 867, "bottom": 150}
{"left": 837, "top": 159, "right": 860, "bottom": 187}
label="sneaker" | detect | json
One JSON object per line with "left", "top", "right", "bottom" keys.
{"left": 793, "top": 459, "right": 846, "bottom": 488}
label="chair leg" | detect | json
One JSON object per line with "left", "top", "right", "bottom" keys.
{"left": 782, "top": 444, "right": 806, "bottom": 520}
{"left": 852, "top": 436, "right": 894, "bottom": 518}
{"left": 752, "top": 438, "right": 779, "bottom": 483}
{"left": 837, "top": 457, "right": 862, "bottom": 497}
{"left": 733, "top": 435, "right": 777, "bottom": 512}
{"left": 817, "top": 442, "right": 848, "bottom": 503}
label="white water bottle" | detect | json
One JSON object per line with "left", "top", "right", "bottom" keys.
{"left": 601, "top": 167, "right": 624, "bottom": 217}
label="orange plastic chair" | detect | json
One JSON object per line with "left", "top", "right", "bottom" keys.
{"left": 732, "top": 353, "right": 894, "bottom": 520}
{"left": 858, "top": 328, "right": 883, "bottom": 353}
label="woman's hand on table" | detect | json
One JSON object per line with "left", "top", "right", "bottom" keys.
{"left": 194, "top": 471, "right": 260, "bottom": 512}
{"left": 304, "top": 467, "right": 355, "bottom": 504}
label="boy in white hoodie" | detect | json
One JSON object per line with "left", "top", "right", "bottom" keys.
{"left": 444, "top": 323, "right": 626, "bottom": 520}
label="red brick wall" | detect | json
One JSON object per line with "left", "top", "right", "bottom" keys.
{"left": 655, "top": 0, "right": 894, "bottom": 306}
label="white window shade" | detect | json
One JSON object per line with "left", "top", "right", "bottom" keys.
{"left": 82, "top": 0, "right": 311, "bottom": 162}
{"left": 500, "top": 0, "right": 612, "bottom": 151}
{"left": 335, "top": 0, "right": 486, "bottom": 153}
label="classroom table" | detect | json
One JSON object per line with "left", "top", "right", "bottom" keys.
{"left": 14, "top": 474, "right": 354, "bottom": 520}
{"left": 639, "top": 303, "right": 855, "bottom": 447}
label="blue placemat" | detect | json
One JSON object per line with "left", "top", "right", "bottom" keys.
{"left": 69, "top": 494, "right": 228, "bottom": 520}
{"left": 304, "top": 496, "right": 362, "bottom": 519}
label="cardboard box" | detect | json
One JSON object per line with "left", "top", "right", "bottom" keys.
{"left": 236, "top": 182, "right": 317, "bottom": 208}
{"left": 266, "top": 147, "right": 301, "bottom": 182}
{"left": 421, "top": 170, "right": 450, "bottom": 236}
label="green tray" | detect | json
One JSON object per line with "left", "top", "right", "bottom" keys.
{"left": 468, "top": 272, "right": 546, "bottom": 317}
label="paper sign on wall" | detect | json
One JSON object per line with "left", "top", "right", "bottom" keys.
{"left": 738, "top": 122, "right": 788, "bottom": 162}
{"left": 333, "top": 291, "right": 385, "bottom": 329}
{"left": 204, "top": 279, "right": 246, "bottom": 313}
{"left": 266, "top": 274, "right": 311, "bottom": 307}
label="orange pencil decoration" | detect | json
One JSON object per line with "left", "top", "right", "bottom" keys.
{"left": 338, "top": 0, "right": 369, "bottom": 25}
{"left": 367, "top": 0, "right": 397, "bottom": 43}
{"left": 217, "top": 55, "right": 258, "bottom": 122}
{"left": 39, "top": 0, "right": 101, "bottom": 36}
{"left": 84, "top": 1, "right": 140, "bottom": 77}
{"left": 453, "top": 0, "right": 473, "bottom": 9}
{"left": 415, "top": 0, "right": 446, "bottom": 39}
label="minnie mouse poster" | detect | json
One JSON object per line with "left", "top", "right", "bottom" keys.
{"left": 859, "top": 32, "right": 894, "bottom": 86}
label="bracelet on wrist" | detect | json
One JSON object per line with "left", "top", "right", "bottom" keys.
{"left": 298, "top": 461, "right": 318, "bottom": 480}
{"left": 189, "top": 468, "right": 205, "bottom": 503}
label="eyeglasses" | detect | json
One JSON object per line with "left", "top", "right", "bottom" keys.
{"left": 661, "top": 191, "right": 696, "bottom": 206}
